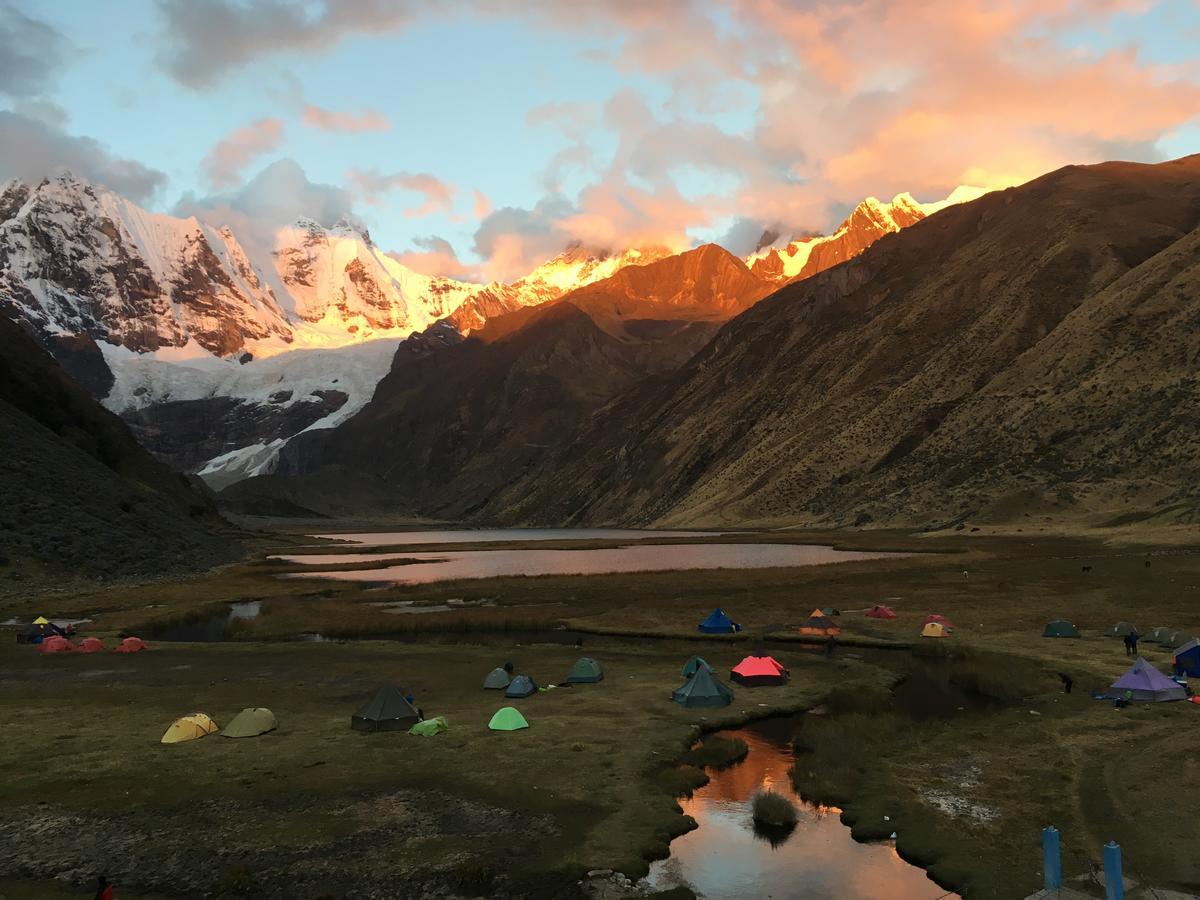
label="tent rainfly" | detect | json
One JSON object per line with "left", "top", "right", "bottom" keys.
{"left": 730, "top": 655, "right": 788, "bottom": 686}
{"left": 698, "top": 608, "right": 742, "bottom": 634}
{"left": 483, "top": 667, "right": 511, "bottom": 690}
{"left": 1042, "top": 619, "right": 1080, "bottom": 638}
{"left": 921, "top": 622, "right": 950, "bottom": 638}
{"left": 351, "top": 686, "right": 421, "bottom": 732}
{"left": 409, "top": 716, "right": 449, "bottom": 737}
{"left": 1110, "top": 657, "right": 1186, "bottom": 702}
{"left": 865, "top": 605, "right": 897, "bottom": 619}
{"left": 681, "top": 656, "right": 711, "bottom": 678}
{"left": 222, "top": 708, "right": 277, "bottom": 738}
{"left": 488, "top": 707, "right": 529, "bottom": 731}
{"left": 673, "top": 666, "right": 735, "bottom": 708}
{"left": 505, "top": 675, "right": 538, "bottom": 698}
{"left": 161, "top": 713, "right": 219, "bottom": 744}
{"left": 567, "top": 657, "right": 604, "bottom": 683}
{"left": 798, "top": 609, "right": 841, "bottom": 637}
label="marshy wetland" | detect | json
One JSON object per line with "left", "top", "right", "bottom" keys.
{"left": 2, "top": 526, "right": 1199, "bottom": 898}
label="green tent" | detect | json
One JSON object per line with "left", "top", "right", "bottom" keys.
{"left": 1108, "top": 622, "right": 1138, "bottom": 638}
{"left": 681, "top": 656, "right": 711, "bottom": 678}
{"left": 409, "top": 716, "right": 448, "bottom": 737}
{"left": 351, "top": 685, "right": 421, "bottom": 733}
{"left": 1043, "top": 619, "right": 1080, "bottom": 638}
{"left": 483, "top": 667, "right": 510, "bottom": 690}
{"left": 672, "top": 666, "right": 734, "bottom": 708}
{"left": 221, "top": 707, "right": 277, "bottom": 738}
{"left": 567, "top": 657, "right": 604, "bottom": 683}
{"left": 820, "top": 606, "right": 840, "bottom": 616}
{"left": 1169, "top": 632, "right": 1196, "bottom": 650}
{"left": 1147, "top": 626, "right": 1174, "bottom": 644}
{"left": 488, "top": 707, "right": 529, "bottom": 731}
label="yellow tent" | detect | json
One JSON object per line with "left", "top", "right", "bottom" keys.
{"left": 921, "top": 622, "right": 949, "bottom": 638}
{"left": 161, "top": 712, "right": 220, "bottom": 744}
{"left": 32, "top": 616, "right": 49, "bottom": 625}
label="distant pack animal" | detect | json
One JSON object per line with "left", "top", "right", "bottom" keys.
{"left": 1082, "top": 565, "right": 1092, "bottom": 573}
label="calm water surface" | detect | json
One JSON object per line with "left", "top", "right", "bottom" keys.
{"left": 645, "top": 718, "right": 955, "bottom": 899}
{"left": 312, "top": 528, "right": 715, "bottom": 547}
{"left": 278, "top": 542, "right": 907, "bottom": 584}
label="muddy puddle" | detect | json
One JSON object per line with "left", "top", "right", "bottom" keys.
{"left": 645, "top": 717, "right": 958, "bottom": 899}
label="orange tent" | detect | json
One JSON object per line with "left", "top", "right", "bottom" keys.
{"left": 731, "top": 655, "right": 789, "bottom": 686}
{"left": 798, "top": 608, "right": 841, "bottom": 637}
{"left": 76, "top": 637, "right": 105, "bottom": 653}
{"left": 865, "top": 605, "right": 897, "bottom": 619}
{"left": 113, "top": 636, "right": 148, "bottom": 653}
{"left": 38, "top": 636, "right": 75, "bottom": 654}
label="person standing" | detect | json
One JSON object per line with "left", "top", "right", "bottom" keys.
{"left": 94, "top": 874, "right": 114, "bottom": 900}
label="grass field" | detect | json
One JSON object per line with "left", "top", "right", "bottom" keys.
{"left": 2, "top": 528, "right": 1198, "bottom": 898}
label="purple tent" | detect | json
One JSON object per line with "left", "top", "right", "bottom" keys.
{"left": 1110, "top": 657, "right": 1187, "bottom": 702}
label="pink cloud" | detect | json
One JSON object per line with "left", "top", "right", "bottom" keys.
{"left": 202, "top": 117, "right": 284, "bottom": 189}
{"left": 302, "top": 104, "right": 391, "bottom": 133}
{"left": 347, "top": 167, "right": 458, "bottom": 217}
{"left": 388, "top": 235, "right": 484, "bottom": 282}
{"left": 472, "top": 189, "right": 493, "bottom": 219}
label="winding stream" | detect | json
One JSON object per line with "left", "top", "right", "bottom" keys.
{"left": 645, "top": 717, "right": 957, "bottom": 900}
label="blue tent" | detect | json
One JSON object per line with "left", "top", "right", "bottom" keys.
{"left": 1174, "top": 638, "right": 1200, "bottom": 678}
{"left": 698, "top": 608, "right": 741, "bottom": 634}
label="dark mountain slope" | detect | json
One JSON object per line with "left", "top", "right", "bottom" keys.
{"left": 502, "top": 156, "right": 1200, "bottom": 527}
{"left": 0, "top": 316, "right": 241, "bottom": 583}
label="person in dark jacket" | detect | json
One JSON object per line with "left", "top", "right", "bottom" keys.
{"left": 95, "top": 874, "right": 114, "bottom": 900}
{"left": 1057, "top": 672, "right": 1073, "bottom": 694}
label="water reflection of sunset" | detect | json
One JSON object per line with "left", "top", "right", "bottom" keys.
{"left": 647, "top": 721, "right": 956, "bottom": 899}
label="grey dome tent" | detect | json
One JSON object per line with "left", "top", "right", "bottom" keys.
{"left": 672, "top": 666, "right": 734, "bottom": 708}
{"left": 1108, "top": 622, "right": 1139, "bottom": 638}
{"left": 483, "top": 667, "right": 511, "bottom": 690}
{"left": 351, "top": 686, "right": 421, "bottom": 732}
{"left": 1169, "top": 631, "right": 1197, "bottom": 650}
{"left": 566, "top": 657, "right": 603, "bottom": 683}
{"left": 506, "top": 675, "right": 538, "bottom": 698}
{"left": 1147, "top": 626, "right": 1174, "bottom": 644}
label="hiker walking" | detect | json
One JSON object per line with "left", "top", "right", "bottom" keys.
{"left": 1123, "top": 634, "right": 1134, "bottom": 657}
{"left": 1057, "top": 672, "right": 1073, "bottom": 694}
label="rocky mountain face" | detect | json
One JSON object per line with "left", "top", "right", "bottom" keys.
{"left": 251, "top": 156, "right": 1200, "bottom": 529}
{"left": 0, "top": 315, "right": 240, "bottom": 587}
{"left": 241, "top": 245, "right": 758, "bottom": 519}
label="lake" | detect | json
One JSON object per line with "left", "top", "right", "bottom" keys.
{"left": 645, "top": 717, "right": 955, "bottom": 899}
{"left": 276, "top": 539, "right": 907, "bottom": 584}
{"left": 310, "top": 527, "right": 717, "bottom": 547}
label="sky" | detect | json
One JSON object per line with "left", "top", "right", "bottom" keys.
{"left": 1, "top": 0, "right": 1199, "bottom": 283}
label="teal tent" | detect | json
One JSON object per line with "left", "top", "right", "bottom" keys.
{"left": 566, "top": 657, "right": 603, "bottom": 683}
{"left": 672, "top": 666, "right": 734, "bottom": 708}
{"left": 483, "top": 667, "right": 510, "bottom": 690}
{"left": 681, "top": 656, "right": 711, "bottom": 678}
{"left": 506, "top": 675, "right": 537, "bottom": 698}
{"left": 1042, "top": 619, "right": 1080, "bottom": 638}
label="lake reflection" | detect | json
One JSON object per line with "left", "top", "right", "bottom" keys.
{"left": 277, "top": 543, "right": 906, "bottom": 585}
{"left": 645, "top": 719, "right": 954, "bottom": 900}
{"left": 311, "top": 528, "right": 715, "bottom": 547}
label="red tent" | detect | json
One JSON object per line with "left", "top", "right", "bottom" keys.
{"left": 922, "top": 614, "right": 955, "bottom": 629}
{"left": 731, "top": 655, "right": 788, "bottom": 686}
{"left": 76, "top": 637, "right": 105, "bottom": 653}
{"left": 113, "top": 636, "right": 148, "bottom": 653}
{"left": 866, "top": 605, "right": 897, "bottom": 619}
{"left": 38, "top": 636, "right": 75, "bottom": 654}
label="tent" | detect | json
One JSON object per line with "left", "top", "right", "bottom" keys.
{"left": 113, "top": 636, "right": 148, "bottom": 653}
{"left": 698, "top": 608, "right": 741, "bottom": 634}
{"left": 865, "top": 605, "right": 897, "bottom": 620}
{"left": 1169, "top": 632, "right": 1196, "bottom": 650}
{"left": 566, "top": 657, "right": 604, "bottom": 683}
{"left": 1108, "top": 622, "right": 1138, "bottom": 638}
{"left": 506, "top": 675, "right": 538, "bottom": 698}
{"left": 76, "top": 637, "right": 104, "bottom": 653}
{"left": 1147, "top": 626, "right": 1174, "bottom": 645}
{"left": 38, "top": 636, "right": 74, "bottom": 654}
{"left": 488, "top": 707, "right": 529, "bottom": 731}
{"left": 681, "top": 656, "right": 711, "bottom": 678}
{"left": 1043, "top": 619, "right": 1080, "bottom": 638}
{"left": 409, "top": 716, "right": 449, "bottom": 737}
{"left": 351, "top": 686, "right": 421, "bottom": 732}
{"left": 1111, "top": 657, "right": 1186, "bottom": 702}
{"left": 798, "top": 609, "right": 841, "bottom": 637}
{"left": 672, "top": 666, "right": 734, "bottom": 708}
{"left": 731, "top": 655, "right": 788, "bottom": 686}
{"left": 161, "top": 713, "right": 219, "bottom": 744}
{"left": 820, "top": 606, "right": 840, "bottom": 616}
{"left": 16, "top": 623, "right": 50, "bottom": 644}
{"left": 483, "top": 667, "right": 511, "bottom": 690}
{"left": 921, "top": 622, "right": 950, "bottom": 638}
{"left": 1173, "top": 639, "right": 1200, "bottom": 678}
{"left": 922, "top": 614, "right": 955, "bottom": 629}
{"left": 222, "top": 708, "right": 277, "bottom": 738}
{"left": 32, "top": 616, "right": 49, "bottom": 625}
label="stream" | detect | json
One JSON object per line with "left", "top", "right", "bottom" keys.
{"left": 644, "top": 716, "right": 958, "bottom": 900}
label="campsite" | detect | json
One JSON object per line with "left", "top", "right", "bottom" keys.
{"left": 2, "top": 528, "right": 1200, "bottom": 898}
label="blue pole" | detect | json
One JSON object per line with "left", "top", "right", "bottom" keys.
{"left": 1104, "top": 841, "right": 1124, "bottom": 900}
{"left": 1042, "top": 826, "right": 1062, "bottom": 889}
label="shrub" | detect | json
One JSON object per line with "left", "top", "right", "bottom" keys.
{"left": 752, "top": 790, "right": 798, "bottom": 828}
